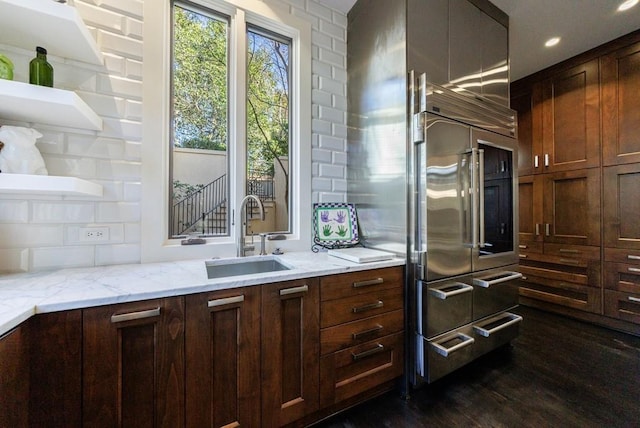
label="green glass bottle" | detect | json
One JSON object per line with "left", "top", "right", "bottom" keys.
{"left": 29, "top": 46, "right": 53, "bottom": 87}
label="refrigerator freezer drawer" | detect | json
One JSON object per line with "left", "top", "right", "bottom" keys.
{"left": 425, "top": 326, "right": 475, "bottom": 383}
{"left": 472, "top": 267, "right": 521, "bottom": 320}
{"left": 420, "top": 277, "right": 473, "bottom": 338}
{"left": 472, "top": 312, "right": 522, "bottom": 357}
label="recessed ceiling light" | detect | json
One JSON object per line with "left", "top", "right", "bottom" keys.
{"left": 545, "top": 37, "right": 561, "bottom": 48}
{"left": 618, "top": 0, "right": 639, "bottom": 11}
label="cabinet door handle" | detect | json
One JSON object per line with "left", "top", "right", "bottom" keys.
{"left": 534, "top": 155, "right": 539, "bottom": 168}
{"left": 208, "top": 295, "right": 244, "bottom": 308}
{"left": 628, "top": 267, "right": 640, "bottom": 273}
{"left": 353, "top": 278, "right": 384, "bottom": 288}
{"left": 544, "top": 153, "right": 550, "bottom": 167}
{"left": 627, "top": 255, "right": 640, "bottom": 261}
{"left": 628, "top": 296, "right": 640, "bottom": 304}
{"left": 352, "top": 324, "right": 384, "bottom": 340}
{"left": 279, "top": 285, "right": 308, "bottom": 296}
{"left": 351, "top": 343, "right": 385, "bottom": 361}
{"left": 352, "top": 300, "right": 383, "bottom": 313}
{"left": 535, "top": 224, "right": 540, "bottom": 236}
{"left": 545, "top": 223, "right": 551, "bottom": 236}
{"left": 111, "top": 307, "right": 161, "bottom": 323}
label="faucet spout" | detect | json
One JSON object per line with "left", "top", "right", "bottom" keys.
{"left": 237, "top": 194, "right": 265, "bottom": 257}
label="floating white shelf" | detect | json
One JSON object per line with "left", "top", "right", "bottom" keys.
{"left": 0, "top": 0, "right": 103, "bottom": 65}
{"left": 0, "top": 173, "right": 103, "bottom": 197}
{"left": 0, "top": 80, "right": 102, "bottom": 130}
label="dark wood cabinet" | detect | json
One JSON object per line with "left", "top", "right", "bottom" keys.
{"left": 0, "top": 325, "right": 29, "bottom": 428}
{"left": 83, "top": 297, "right": 185, "bottom": 428}
{"left": 262, "top": 278, "right": 320, "bottom": 427}
{"left": 540, "top": 59, "right": 600, "bottom": 172}
{"left": 512, "top": 84, "right": 542, "bottom": 176}
{"left": 603, "top": 164, "right": 640, "bottom": 250}
{"left": 319, "top": 267, "right": 404, "bottom": 409}
{"left": 185, "top": 286, "right": 260, "bottom": 428}
{"left": 601, "top": 41, "right": 640, "bottom": 166}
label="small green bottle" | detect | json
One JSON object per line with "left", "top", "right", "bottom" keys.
{"left": 29, "top": 46, "right": 54, "bottom": 87}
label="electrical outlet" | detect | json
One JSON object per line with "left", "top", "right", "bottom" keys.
{"left": 79, "top": 227, "right": 110, "bottom": 242}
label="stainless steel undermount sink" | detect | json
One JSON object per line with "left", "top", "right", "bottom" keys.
{"left": 205, "top": 256, "right": 291, "bottom": 279}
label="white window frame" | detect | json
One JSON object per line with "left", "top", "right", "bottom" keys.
{"left": 142, "top": 0, "right": 311, "bottom": 262}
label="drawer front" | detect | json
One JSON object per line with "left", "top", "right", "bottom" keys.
{"left": 420, "top": 277, "right": 473, "bottom": 338}
{"left": 321, "top": 287, "right": 403, "bottom": 328}
{"left": 543, "top": 243, "right": 600, "bottom": 260}
{"left": 319, "top": 332, "right": 403, "bottom": 408}
{"left": 425, "top": 326, "right": 475, "bottom": 383}
{"left": 520, "top": 259, "right": 601, "bottom": 287}
{"left": 472, "top": 312, "right": 522, "bottom": 358}
{"left": 472, "top": 267, "right": 521, "bottom": 320}
{"left": 604, "top": 290, "right": 640, "bottom": 327}
{"left": 518, "top": 275, "right": 601, "bottom": 313}
{"left": 517, "top": 241, "right": 543, "bottom": 254}
{"left": 320, "top": 310, "right": 403, "bottom": 355}
{"left": 605, "top": 248, "right": 640, "bottom": 265}
{"left": 320, "top": 267, "right": 403, "bottom": 302}
{"left": 604, "top": 262, "right": 640, "bottom": 293}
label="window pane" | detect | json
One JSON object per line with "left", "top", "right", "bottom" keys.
{"left": 246, "top": 28, "right": 291, "bottom": 234}
{"left": 170, "top": 3, "right": 229, "bottom": 238}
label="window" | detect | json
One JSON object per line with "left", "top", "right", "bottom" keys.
{"left": 142, "top": 0, "right": 311, "bottom": 261}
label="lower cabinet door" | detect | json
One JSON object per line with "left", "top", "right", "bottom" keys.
{"left": 185, "top": 286, "right": 261, "bottom": 428}
{"left": 319, "top": 332, "right": 403, "bottom": 408}
{"left": 82, "top": 297, "right": 185, "bottom": 428}
{"left": 262, "top": 279, "right": 320, "bottom": 427}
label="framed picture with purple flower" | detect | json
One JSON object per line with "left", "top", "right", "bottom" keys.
{"left": 312, "top": 202, "right": 359, "bottom": 249}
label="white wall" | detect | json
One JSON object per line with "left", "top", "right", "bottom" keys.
{"left": 0, "top": 0, "right": 347, "bottom": 272}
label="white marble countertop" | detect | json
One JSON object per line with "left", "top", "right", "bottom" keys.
{"left": 0, "top": 251, "right": 405, "bottom": 336}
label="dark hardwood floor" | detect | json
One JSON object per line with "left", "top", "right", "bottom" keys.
{"left": 313, "top": 306, "right": 640, "bottom": 428}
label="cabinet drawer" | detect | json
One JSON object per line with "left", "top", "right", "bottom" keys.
{"left": 520, "top": 258, "right": 600, "bottom": 287}
{"left": 543, "top": 243, "right": 600, "bottom": 260}
{"left": 319, "top": 332, "right": 403, "bottom": 408}
{"left": 519, "top": 275, "right": 601, "bottom": 313}
{"left": 321, "top": 287, "right": 404, "bottom": 328}
{"left": 604, "top": 262, "right": 640, "bottom": 293}
{"left": 320, "top": 267, "right": 403, "bottom": 302}
{"left": 320, "top": 309, "right": 403, "bottom": 355}
{"left": 604, "top": 290, "right": 640, "bottom": 327}
{"left": 605, "top": 248, "right": 640, "bottom": 265}
{"left": 518, "top": 241, "right": 542, "bottom": 254}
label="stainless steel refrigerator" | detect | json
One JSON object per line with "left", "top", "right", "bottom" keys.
{"left": 347, "top": 0, "right": 522, "bottom": 388}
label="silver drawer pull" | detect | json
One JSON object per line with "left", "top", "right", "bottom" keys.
{"left": 351, "top": 343, "right": 385, "bottom": 361}
{"left": 473, "top": 314, "right": 523, "bottom": 338}
{"left": 352, "top": 300, "right": 383, "bottom": 313}
{"left": 430, "top": 333, "right": 474, "bottom": 357}
{"left": 111, "top": 307, "right": 160, "bottom": 323}
{"left": 279, "top": 285, "right": 308, "bottom": 296}
{"left": 473, "top": 271, "right": 522, "bottom": 288}
{"left": 521, "top": 276, "right": 528, "bottom": 280}
{"left": 560, "top": 258, "right": 581, "bottom": 265}
{"left": 628, "top": 296, "right": 640, "bottom": 303}
{"left": 208, "top": 295, "right": 244, "bottom": 308}
{"left": 627, "top": 255, "right": 640, "bottom": 260}
{"left": 518, "top": 244, "right": 528, "bottom": 249}
{"left": 429, "top": 283, "right": 473, "bottom": 300}
{"left": 519, "top": 254, "right": 528, "bottom": 259}
{"left": 628, "top": 267, "right": 640, "bottom": 273}
{"left": 352, "top": 324, "right": 383, "bottom": 340}
{"left": 559, "top": 248, "right": 579, "bottom": 254}
{"left": 353, "top": 278, "right": 384, "bottom": 288}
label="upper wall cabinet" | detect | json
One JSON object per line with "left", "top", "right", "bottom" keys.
{"left": 0, "top": 0, "right": 103, "bottom": 131}
{"left": 601, "top": 41, "right": 640, "bottom": 166}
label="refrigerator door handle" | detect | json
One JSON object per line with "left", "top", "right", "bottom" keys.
{"left": 478, "top": 148, "right": 485, "bottom": 247}
{"left": 470, "top": 148, "right": 479, "bottom": 248}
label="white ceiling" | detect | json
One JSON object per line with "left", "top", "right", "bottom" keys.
{"left": 317, "top": 0, "right": 640, "bottom": 81}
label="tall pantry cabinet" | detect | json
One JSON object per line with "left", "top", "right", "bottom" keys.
{"left": 512, "top": 30, "right": 640, "bottom": 334}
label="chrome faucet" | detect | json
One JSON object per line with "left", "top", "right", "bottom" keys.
{"left": 237, "top": 194, "right": 265, "bottom": 257}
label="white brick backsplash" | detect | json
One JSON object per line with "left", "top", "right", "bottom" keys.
{"left": 0, "top": 249, "right": 28, "bottom": 272}
{"left": 32, "top": 246, "right": 95, "bottom": 270}
{"left": 2, "top": 0, "right": 347, "bottom": 272}
{"left": 32, "top": 202, "right": 95, "bottom": 223}
{"left": 0, "top": 201, "right": 28, "bottom": 223}
{"left": 0, "top": 225, "right": 63, "bottom": 249}
{"left": 319, "top": 164, "right": 344, "bottom": 179}
{"left": 97, "top": 202, "right": 141, "bottom": 222}
{"left": 96, "top": 244, "right": 141, "bottom": 265}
